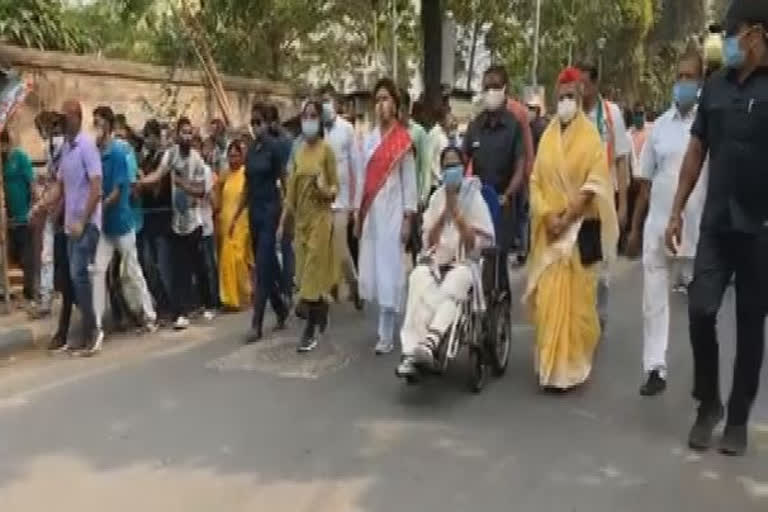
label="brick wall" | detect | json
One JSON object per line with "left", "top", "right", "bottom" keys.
{"left": 0, "top": 44, "right": 304, "bottom": 160}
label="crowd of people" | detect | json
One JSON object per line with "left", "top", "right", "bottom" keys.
{"left": 1, "top": 0, "right": 766, "bottom": 457}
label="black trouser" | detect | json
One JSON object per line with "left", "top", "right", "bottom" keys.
{"left": 54, "top": 232, "right": 74, "bottom": 341}
{"left": 170, "top": 228, "right": 205, "bottom": 319}
{"left": 688, "top": 229, "right": 768, "bottom": 426}
{"left": 8, "top": 224, "right": 34, "bottom": 300}
{"left": 249, "top": 202, "right": 286, "bottom": 329}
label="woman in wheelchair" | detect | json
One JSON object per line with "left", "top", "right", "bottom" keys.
{"left": 396, "top": 146, "right": 495, "bottom": 377}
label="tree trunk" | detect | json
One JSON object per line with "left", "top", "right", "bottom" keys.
{"left": 465, "top": 17, "right": 480, "bottom": 92}
{"left": 421, "top": 0, "right": 442, "bottom": 128}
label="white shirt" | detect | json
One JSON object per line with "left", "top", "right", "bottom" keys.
{"left": 325, "top": 116, "right": 362, "bottom": 211}
{"left": 638, "top": 105, "right": 707, "bottom": 258}
{"left": 586, "top": 99, "right": 631, "bottom": 189}
{"left": 428, "top": 125, "right": 450, "bottom": 184}
{"left": 161, "top": 146, "right": 213, "bottom": 236}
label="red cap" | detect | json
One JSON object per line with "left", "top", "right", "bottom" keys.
{"left": 557, "top": 67, "right": 582, "bottom": 85}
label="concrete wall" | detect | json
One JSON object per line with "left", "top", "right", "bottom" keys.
{"left": 0, "top": 44, "right": 303, "bottom": 160}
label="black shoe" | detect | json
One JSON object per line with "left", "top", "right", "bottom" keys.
{"left": 47, "top": 333, "right": 68, "bottom": 351}
{"left": 688, "top": 402, "right": 725, "bottom": 451}
{"left": 245, "top": 328, "right": 263, "bottom": 344}
{"left": 640, "top": 370, "right": 667, "bottom": 396}
{"left": 718, "top": 424, "right": 748, "bottom": 456}
{"left": 297, "top": 335, "right": 317, "bottom": 353}
{"left": 275, "top": 311, "right": 288, "bottom": 331}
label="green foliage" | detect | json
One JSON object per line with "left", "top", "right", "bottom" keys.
{"left": 0, "top": 0, "right": 95, "bottom": 53}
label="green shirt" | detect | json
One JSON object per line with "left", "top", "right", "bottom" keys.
{"left": 2, "top": 147, "right": 34, "bottom": 224}
{"left": 408, "top": 120, "right": 431, "bottom": 204}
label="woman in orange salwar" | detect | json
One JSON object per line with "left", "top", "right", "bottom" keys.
{"left": 524, "top": 67, "right": 619, "bottom": 390}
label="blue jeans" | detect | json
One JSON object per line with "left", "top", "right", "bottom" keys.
{"left": 68, "top": 224, "right": 99, "bottom": 345}
{"left": 140, "top": 232, "right": 173, "bottom": 317}
{"left": 249, "top": 202, "right": 286, "bottom": 328}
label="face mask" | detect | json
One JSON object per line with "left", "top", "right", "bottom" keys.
{"left": 632, "top": 113, "right": 645, "bottom": 130}
{"left": 442, "top": 165, "right": 464, "bottom": 188}
{"left": 49, "top": 135, "right": 64, "bottom": 160}
{"left": 483, "top": 88, "right": 506, "bottom": 111}
{"left": 724, "top": 34, "right": 746, "bottom": 69}
{"left": 322, "top": 102, "right": 336, "bottom": 123}
{"left": 673, "top": 80, "right": 699, "bottom": 109}
{"left": 557, "top": 98, "right": 578, "bottom": 123}
{"left": 302, "top": 119, "right": 320, "bottom": 138}
{"left": 527, "top": 109, "right": 537, "bottom": 122}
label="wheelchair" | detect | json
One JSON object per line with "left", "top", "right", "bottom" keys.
{"left": 402, "top": 247, "right": 512, "bottom": 392}
{"left": 401, "top": 184, "right": 512, "bottom": 392}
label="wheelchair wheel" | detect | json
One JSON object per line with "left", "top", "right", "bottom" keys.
{"left": 468, "top": 348, "right": 487, "bottom": 393}
{"left": 488, "top": 298, "right": 511, "bottom": 376}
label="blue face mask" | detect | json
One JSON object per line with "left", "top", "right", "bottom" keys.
{"left": 673, "top": 80, "right": 699, "bottom": 109}
{"left": 442, "top": 165, "right": 464, "bottom": 188}
{"left": 724, "top": 35, "right": 746, "bottom": 69}
{"left": 301, "top": 119, "right": 320, "bottom": 138}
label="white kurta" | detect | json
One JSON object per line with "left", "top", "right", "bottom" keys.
{"left": 637, "top": 105, "right": 708, "bottom": 374}
{"left": 358, "top": 127, "right": 418, "bottom": 312}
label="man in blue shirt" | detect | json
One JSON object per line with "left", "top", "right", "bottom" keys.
{"left": 91, "top": 106, "right": 157, "bottom": 335}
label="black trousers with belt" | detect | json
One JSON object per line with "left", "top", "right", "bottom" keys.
{"left": 688, "top": 229, "right": 768, "bottom": 426}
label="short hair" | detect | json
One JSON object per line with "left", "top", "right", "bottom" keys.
{"left": 143, "top": 119, "right": 162, "bottom": 138}
{"left": 373, "top": 77, "right": 400, "bottom": 112}
{"left": 251, "top": 102, "right": 268, "bottom": 119}
{"left": 576, "top": 63, "right": 599, "bottom": 83}
{"left": 93, "top": 106, "right": 115, "bottom": 129}
{"left": 483, "top": 64, "right": 509, "bottom": 86}
{"left": 439, "top": 145, "right": 466, "bottom": 167}
{"left": 400, "top": 88, "right": 412, "bottom": 109}
{"left": 680, "top": 48, "right": 704, "bottom": 77}
{"left": 227, "top": 137, "right": 247, "bottom": 156}
{"left": 176, "top": 116, "right": 192, "bottom": 134}
{"left": 319, "top": 83, "right": 337, "bottom": 96}
{"left": 265, "top": 104, "right": 280, "bottom": 124}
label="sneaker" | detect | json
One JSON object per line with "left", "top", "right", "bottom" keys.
{"left": 173, "top": 316, "right": 190, "bottom": 330}
{"left": 639, "top": 369, "right": 667, "bottom": 396}
{"left": 718, "top": 424, "right": 748, "bottom": 456}
{"left": 688, "top": 402, "right": 725, "bottom": 451}
{"left": 75, "top": 330, "right": 104, "bottom": 357}
{"left": 202, "top": 310, "right": 216, "bottom": 321}
{"left": 413, "top": 342, "right": 436, "bottom": 368}
{"left": 396, "top": 356, "right": 418, "bottom": 377}
{"left": 245, "top": 328, "right": 263, "bottom": 344}
{"left": 672, "top": 284, "right": 688, "bottom": 295}
{"left": 297, "top": 335, "right": 318, "bottom": 353}
{"left": 47, "top": 333, "right": 68, "bottom": 352}
{"left": 375, "top": 339, "right": 395, "bottom": 355}
{"left": 143, "top": 320, "right": 159, "bottom": 334}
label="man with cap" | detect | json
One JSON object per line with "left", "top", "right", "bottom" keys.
{"left": 665, "top": 0, "right": 768, "bottom": 456}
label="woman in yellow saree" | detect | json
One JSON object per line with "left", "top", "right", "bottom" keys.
{"left": 524, "top": 67, "right": 619, "bottom": 390}
{"left": 219, "top": 139, "right": 253, "bottom": 310}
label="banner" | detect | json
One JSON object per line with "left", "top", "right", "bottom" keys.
{"left": 0, "top": 70, "right": 29, "bottom": 133}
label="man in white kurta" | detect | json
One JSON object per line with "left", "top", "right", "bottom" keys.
{"left": 321, "top": 90, "right": 363, "bottom": 306}
{"left": 396, "top": 176, "right": 494, "bottom": 377}
{"left": 630, "top": 97, "right": 707, "bottom": 396}
{"left": 358, "top": 127, "right": 418, "bottom": 354}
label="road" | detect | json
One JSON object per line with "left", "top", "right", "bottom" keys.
{"left": 0, "top": 261, "right": 765, "bottom": 511}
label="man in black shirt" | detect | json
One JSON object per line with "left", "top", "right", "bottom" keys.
{"left": 665, "top": 0, "right": 768, "bottom": 456}
{"left": 137, "top": 119, "right": 173, "bottom": 319}
{"left": 463, "top": 65, "right": 525, "bottom": 269}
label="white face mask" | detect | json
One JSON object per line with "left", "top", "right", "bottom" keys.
{"left": 557, "top": 98, "right": 578, "bottom": 123}
{"left": 483, "top": 88, "right": 506, "bottom": 111}
{"left": 48, "top": 135, "right": 64, "bottom": 161}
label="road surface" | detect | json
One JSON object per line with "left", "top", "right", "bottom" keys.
{"left": 0, "top": 262, "right": 765, "bottom": 511}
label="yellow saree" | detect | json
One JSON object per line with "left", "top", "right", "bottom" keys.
{"left": 218, "top": 166, "right": 253, "bottom": 310}
{"left": 524, "top": 112, "right": 619, "bottom": 389}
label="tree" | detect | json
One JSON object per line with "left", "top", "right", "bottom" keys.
{"left": 0, "top": 0, "right": 95, "bottom": 53}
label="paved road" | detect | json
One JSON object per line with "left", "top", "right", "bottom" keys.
{"left": 0, "top": 262, "right": 766, "bottom": 511}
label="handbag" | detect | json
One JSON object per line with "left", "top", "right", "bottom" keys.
{"left": 577, "top": 219, "right": 603, "bottom": 266}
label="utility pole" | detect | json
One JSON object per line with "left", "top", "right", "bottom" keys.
{"left": 392, "top": 0, "right": 398, "bottom": 82}
{"left": 532, "top": 0, "right": 541, "bottom": 86}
